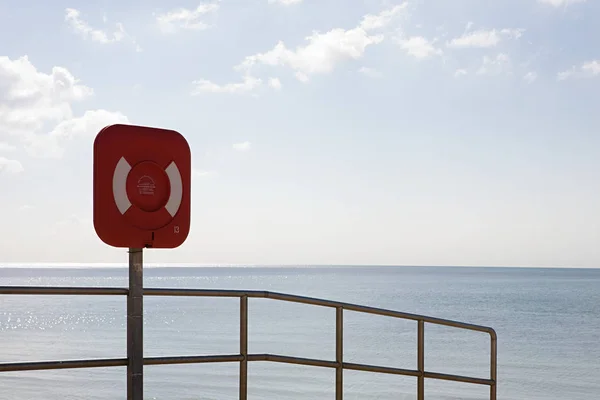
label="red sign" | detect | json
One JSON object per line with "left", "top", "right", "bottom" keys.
{"left": 93, "top": 124, "right": 191, "bottom": 249}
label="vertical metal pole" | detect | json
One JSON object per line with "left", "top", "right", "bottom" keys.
{"left": 239, "top": 296, "right": 248, "bottom": 400}
{"left": 128, "top": 248, "right": 144, "bottom": 400}
{"left": 417, "top": 320, "right": 424, "bottom": 400}
{"left": 490, "top": 332, "right": 497, "bottom": 400}
{"left": 336, "top": 307, "right": 343, "bottom": 400}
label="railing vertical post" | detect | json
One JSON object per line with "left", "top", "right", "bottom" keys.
{"left": 490, "top": 332, "right": 497, "bottom": 400}
{"left": 336, "top": 307, "right": 343, "bottom": 400}
{"left": 239, "top": 296, "right": 248, "bottom": 400}
{"left": 127, "top": 248, "right": 144, "bottom": 400}
{"left": 417, "top": 320, "right": 424, "bottom": 400}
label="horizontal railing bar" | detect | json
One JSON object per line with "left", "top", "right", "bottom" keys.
{"left": 0, "top": 353, "right": 494, "bottom": 386}
{"left": 248, "top": 354, "right": 338, "bottom": 368}
{"left": 0, "top": 286, "right": 494, "bottom": 336}
{"left": 0, "top": 355, "right": 244, "bottom": 372}
{"left": 145, "top": 354, "right": 243, "bottom": 365}
{"left": 0, "top": 286, "right": 128, "bottom": 296}
{"left": 343, "top": 362, "right": 420, "bottom": 377}
{"left": 145, "top": 288, "right": 264, "bottom": 298}
{"left": 424, "top": 371, "right": 494, "bottom": 386}
{"left": 0, "top": 358, "right": 127, "bottom": 372}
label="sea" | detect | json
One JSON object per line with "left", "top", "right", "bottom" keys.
{"left": 0, "top": 266, "right": 598, "bottom": 400}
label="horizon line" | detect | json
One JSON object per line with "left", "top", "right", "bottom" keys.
{"left": 0, "top": 263, "right": 598, "bottom": 269}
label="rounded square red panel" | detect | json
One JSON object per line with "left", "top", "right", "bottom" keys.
{"left": 93, "top": 124, "right": 191, "bottom": 249}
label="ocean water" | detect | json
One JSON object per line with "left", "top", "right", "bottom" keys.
{"left": 0, "top": 266, "right": 598, "bottom": 400}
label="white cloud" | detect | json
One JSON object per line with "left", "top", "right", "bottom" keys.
{"left": 235, "top": 34, "right": 381, "bottom": 80}
{"left": 48, "top": 109, "right": 128, "bottom": 140}
{"left": 191, "top": 75, "right": 262, "bottom": 94}
{"left": 268, "top": 0, "right": 302, "bottom": 5}
{"left": 538, "top": 0, "right": 586, "bottom": 7}
{"left": 358, "top": 67, "right": 383, "bottom": 78}
{"left": 65, "top": 8, "right": 140, "bottom": 50}
{"left": 268, "top": 77, "right": 282, "bottom": 90}
{"left": 359, "top": 3, "right": 409, "bottom": 31}
{"left": 447, "top": 28, "right": 524, "bottom": 49}
{"left": 454, "top": 69, "right": 468, "bottom": 78}
{"left": 295, "top": 72, "right": 309, "bottom": 82}
{"left": 0, "top": 142, "right": 17, "bottom": 152}
{"left": 557, "top": 68, "right": 574, "bottom": 81}
{"left": 234, "top": 4, "right": 407, "bottom": 82}
{"left": 0, "top": 55, "right": 128, "bottom": 158}
{"left": 397, "top": 36, "right": 442, "bottom": 59}
{"left": 582, "top": 60, "right": 600, "bottom": 75}
{"left": 0, "top": 157, "right": 23, "bottom": 173}
{"left": 26, "top": 109, "right": 129, "bottom": 159}
{"left": 65, "top": 8, "right": 124, "bottom": 43}
{"left": 0, "top": 55, "right": 93, "bottom": 134}
{"left": 156, "top": 2, "right": 219, "bottom": 33}
{"left": 233, "top": 141, "right": 251, "bottom": 151}
{"left": 191, "top": 75, "right": 282, "bottom": 95}
{"left": 477, "top": 53, "right": 511, "bottom": 76}
{"left": 524, "top": 71, "right": 538, "bottom": 83}
{"left": 558, "top": 60, "right": 600, "bottom": 80}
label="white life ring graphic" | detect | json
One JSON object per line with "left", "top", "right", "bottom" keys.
{"left": 112, "top": 157, "right": 183, "bottom": 217}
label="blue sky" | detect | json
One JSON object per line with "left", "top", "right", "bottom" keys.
{"left": 0, "top": 0, "right": 598, "bottom": 267}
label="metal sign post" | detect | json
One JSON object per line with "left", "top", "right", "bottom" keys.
{"left": 128, "top": 248, "right": 144, "bottom": 400}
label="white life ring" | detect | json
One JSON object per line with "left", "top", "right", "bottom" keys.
{"left": 112, "top": 156, "right": 183, "bottom": 217}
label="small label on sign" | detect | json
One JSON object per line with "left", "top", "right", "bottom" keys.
{"left": 174, "top": 226, "right": 180, "bottom": 234}
{"left": 137, "top": 176, "right": 156, "bottom": 196}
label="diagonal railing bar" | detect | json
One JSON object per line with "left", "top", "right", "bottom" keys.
{"left": 4, "top": 286, "right": 496, "bottom": 333}
{"left": 0, "top": 286, "right": 497, "bottom": 399}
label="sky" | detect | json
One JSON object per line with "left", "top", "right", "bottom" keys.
{"left": 0, "top": 0, "right": 599, "bottom": 267}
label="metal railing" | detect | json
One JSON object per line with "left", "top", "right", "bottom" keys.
{"left": 0, "top": 286, "right": 497, "bottom": 399}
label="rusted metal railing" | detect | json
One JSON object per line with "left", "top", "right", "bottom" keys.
{"left": 0, "top": 286, "right": 497, "bottom": 399}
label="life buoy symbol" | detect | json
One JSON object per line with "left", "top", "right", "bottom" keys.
{"left": 112, "top": 156, "right": 183, "bottom": 229}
